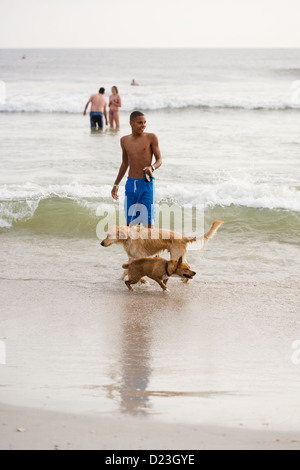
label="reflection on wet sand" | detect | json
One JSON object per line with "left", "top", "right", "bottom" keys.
{"left": 119, "top": 311, "right": 152, "bottom": 415}
{"left": 106, "top": 289, "right": 188, "bottom": 416}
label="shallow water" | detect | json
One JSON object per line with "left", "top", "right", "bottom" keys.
{"left": 0, "top": 105, "right": 299, "bottom": 284}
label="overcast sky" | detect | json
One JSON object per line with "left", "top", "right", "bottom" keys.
{"left": 0, "top": 0, "right": 300, "bottom": 48}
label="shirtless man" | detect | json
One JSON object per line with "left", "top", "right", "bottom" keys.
{"left": 83, "top": 87, "right": 108, "bottom": 129}
{"left": 111, "top": 111, "right": 162, "bottom": 228}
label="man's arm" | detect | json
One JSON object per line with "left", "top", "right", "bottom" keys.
{"left": 103, "top": 101, "right": 108, "bottom": 126}
{"left": 83, "top": 97, "right": 92, "bottom": 115}
{"left": 144, "top": 133, "right": 162, "bottom": 176}
{"left": 111, "top": 138, "right": 129, "bottom": 200}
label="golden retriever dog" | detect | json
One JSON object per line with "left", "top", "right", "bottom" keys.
{"left": 101, "top": 220, "right": 223, "bottom": 279}
{"left": 122, "top": 256, "right": 196, "bottom": 291}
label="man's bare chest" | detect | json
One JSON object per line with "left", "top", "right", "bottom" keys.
{"left": 125, "top": 140, "right": 151, "bottom": 157}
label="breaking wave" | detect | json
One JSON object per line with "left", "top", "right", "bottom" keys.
{"left": 1, "top": 91, "right": 300, "bottom": 113}
{"left": 0, "top": 179, "right": 299, "bottom": 236}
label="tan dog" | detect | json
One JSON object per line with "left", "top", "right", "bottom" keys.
{"left": 101, "top": 220, "right": 223, "bottom": 279}
{"left": 122, "top": 256, "right": 196, "bottom": 291}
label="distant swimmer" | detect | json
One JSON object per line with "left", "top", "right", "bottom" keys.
{"left": 131, "top": 79, "right": 139, "bottom": 86}
{"left": 83, "top": 87, "right": 108, "bottom": 130}
{"left": 109, "top": 86, "right": 122, "bottom": 129}
{"left": 21, "top": 55, "right": 26, "bottom": 60}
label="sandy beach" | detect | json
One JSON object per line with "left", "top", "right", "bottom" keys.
{"left": 2, "top": 402, "right": 300, "bottom": 450}
{"left": 1, "top": 276, "right": 300, "bottom": 450}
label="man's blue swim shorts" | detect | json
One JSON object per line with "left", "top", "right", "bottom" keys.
{"left": 90, "top": 111, "right": 103, "bottom": 128}
{"left": 125, "top": 177, "right": 156, "bottom": 226}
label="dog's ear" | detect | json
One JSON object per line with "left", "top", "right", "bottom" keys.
{"left": 119, "top": 226, "right": 128, "bottom": 240}
{"left": 177, "top": 256, "right": 183, "bottom": 267}
{"left": 108, "top": 225, "right": 118, "bottom": 239}
{"left": 168, "top": 260, "right": 178, "bottom": 275}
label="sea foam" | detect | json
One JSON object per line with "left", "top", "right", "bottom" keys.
{"left": 0, "top": 91, "right": 299, "bottom": 114}
{"left": 0, "top": 178, "right": 299, "bottom": 229}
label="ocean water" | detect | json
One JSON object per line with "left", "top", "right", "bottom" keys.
{"left": 0, "top": 48, "right": 299, "bottom": 284}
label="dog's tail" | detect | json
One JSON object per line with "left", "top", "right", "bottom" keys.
{"left": 204, "top": 220, "right": 223, "bottom": 241}
{"left": 122, "top": 263, "right": 130, "bottom": 269}
{"left": 185, "top": 220, "right": 223, "bottom": 248}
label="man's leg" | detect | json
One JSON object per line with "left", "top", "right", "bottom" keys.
{"left": 97, "top": 114, "right": 103, "bottom": 129}
{"left": 141, "top": 182, "right": 155, "bottom": 229}
{"left": 125, "top": 179, "right": 136, "bottom": 226}
{"left": 90, "top": 112, "right": 96, "bottom": 130}
{"left": 94, "top": 114, "right": 103, "bottom": 129}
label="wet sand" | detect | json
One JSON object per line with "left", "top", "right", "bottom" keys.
{"left": 0, "top": 277, "right": 300, "bottom": 450}
{"left": 2, "top": 402, "right": 300, "bottom": 450}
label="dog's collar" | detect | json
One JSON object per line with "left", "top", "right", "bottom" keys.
{"left": 165, "top": 261, "right": 170, "bottom": 277}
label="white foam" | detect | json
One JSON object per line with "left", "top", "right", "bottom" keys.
{"left": 0, "top": 91, "right": 299, "bottom": 114}
{"left": 156, "top": 177, "right": 300, "bottom": 212}
{"left": 0, "top": 199, "right": 39, "bottom": 228}
{"left": 0, "top": 81, "right": 5, "bottom": 105}
{"left": 0, "top": 177, "right": 299, "bottom": 230}
{"left": 0, "top": 182, "right": 112, "bottom": 202}
{"left": 0, "top": 181, "right": 123, "bottom": 228}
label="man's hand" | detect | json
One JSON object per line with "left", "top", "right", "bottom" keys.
{"left": 83, "top": 110, "right": 86, "bottom": 116}
{"left": 111, "top": 186, "right": 119, "bottom": 200}
{"left": 143, "top": 166, "right": 153, "bottom": 177}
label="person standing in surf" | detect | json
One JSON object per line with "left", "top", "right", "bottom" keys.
{"left": 109, "top": 86, "right": 122, "bottom": 129}
{"left": 83, "top": 87, "right": 108, "bottom": 130}
{"left": 111, "top": 111, "right": 162, "bottom": 228}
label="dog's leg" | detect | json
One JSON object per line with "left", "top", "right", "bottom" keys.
{"left": 125, "top": 274, "right": 142, "bottom": 291}
{"left": 125, "top": 280, "right": 134, "bottom": 291}
{"left": 154, "top": 278, "right": 168, "bottom": 291}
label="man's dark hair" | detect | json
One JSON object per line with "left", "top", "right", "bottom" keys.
{"left": 99, "top": 87, "right": 105, "bottom": 94}
{"left": 130, "top": 110, "right": 144, "bottom": 121}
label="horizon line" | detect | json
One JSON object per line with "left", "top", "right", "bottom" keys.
{"left": 1, "top": 46, "right": 300, "bottom": 50}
